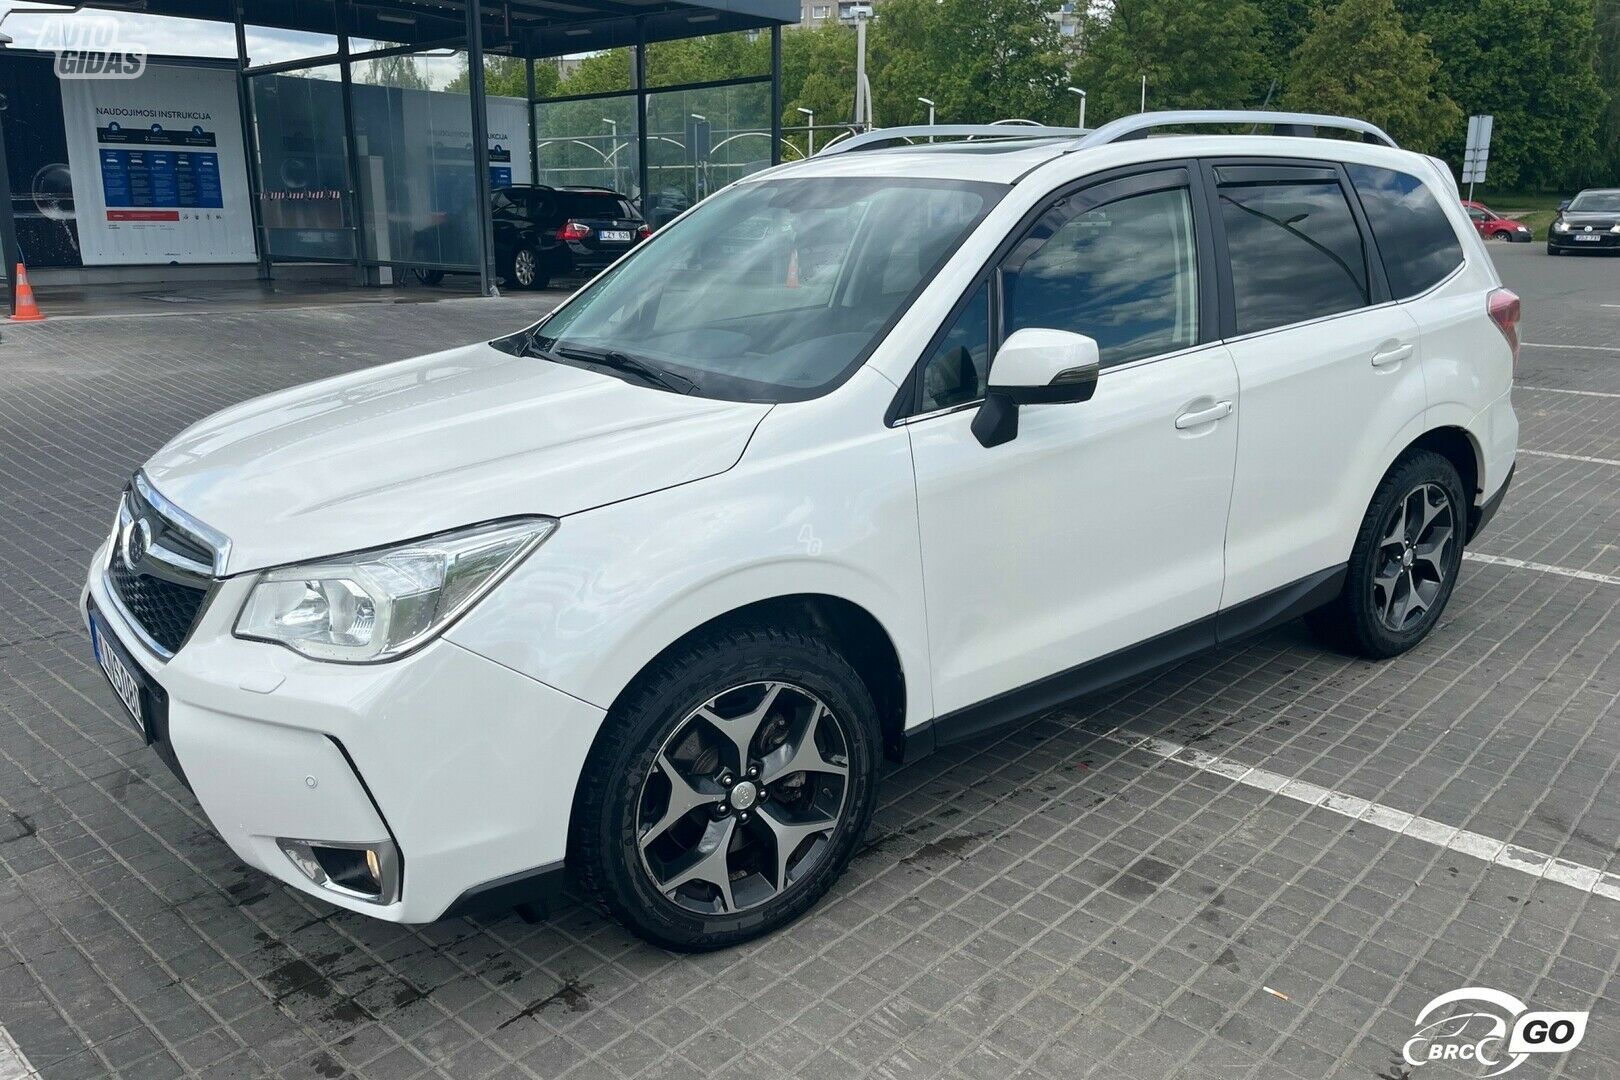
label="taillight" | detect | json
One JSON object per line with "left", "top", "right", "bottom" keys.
{"left": 557, "top": 220, "right": 591, "bottom": 242}
{"left": 1488, "top": 287, "right": 1521, "bottom": 369}
{"left": 636, "top": 223, "right": 652, "bottom": 239}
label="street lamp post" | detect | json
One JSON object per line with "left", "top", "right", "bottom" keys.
{"left": 602, "top": 118, "right": 618, "bottom": 192}
{"left": 1068, "top": 86, "right": 1086, "bottom": 129}
{"left": 797, "top": 106, "right": 815, "bottom": 155}
{"left": 1140, "top": 74, "right": 1147, "bottom": 113}
{"left": 918, "top": 96, "right": 935, "bottom": 126}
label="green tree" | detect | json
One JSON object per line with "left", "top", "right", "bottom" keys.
{"left": 357, "top": 51, "right": 429, "bottom": 90}
{"left": 444, "top": 55, "right": 540, "bottom": 98}
{"left": 1253, "top": 0, "right": 1318, "bottom": 66}
{"left": 1595, "top": 0, "right": 1620, "bottom": 183}
{"left": 1283, "top": 0, "right": 1461, "bottom": 152}
{"left": 1079, "top": 0, "right": 1271, "bottom": 121}
{"left": 1398, "top": 0, "right": 1605, "bottom": 189}
{"left": 868, "top": 0, "right": 1071, "bottom": 125}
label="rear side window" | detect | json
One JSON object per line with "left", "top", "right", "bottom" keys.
{"left": 1347, "top": 165, "right": 1464, "bottom": 298}
{"left": 1217, "top": 171, "right": 1369, "bottom": 335}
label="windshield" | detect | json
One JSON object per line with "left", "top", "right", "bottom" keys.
{"left": 1569, "top": 191, "right": 1620, "bottom": 213}
{"left": 519, "top": 176, "right": 999, "bottom": 401}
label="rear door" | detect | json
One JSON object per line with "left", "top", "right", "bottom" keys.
{"left": 1208, "top": 160, "right": 1426, "bottom": 608}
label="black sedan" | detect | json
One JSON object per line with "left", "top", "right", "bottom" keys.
{"left": 1547, "top": 188, "right": 1620, "bottom": 254}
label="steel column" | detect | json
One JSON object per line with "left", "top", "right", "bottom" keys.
{"left": 336, "top": 0, "right": 368, "bottom": 284}
{"left": 770, "top": 25, "right": 782, "bottom": 167}
{"left": 634, "top": 24, "right": 650, "bottom": 214}
{"left": 466, "top": 0, "right": 499, "bottom": 296}
{"left": 234, "top": 0, "right": 272, "bottom": 279}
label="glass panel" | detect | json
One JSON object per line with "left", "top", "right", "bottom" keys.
{"left": 1005, "top": 187, "right": 1200, "bottom": 367}
{"left": 533, "top": 94, "right": 640, "bottom": 205}
{"left": 646, "top": 81, "right": 772, "bottom": 212}
{"left": 350, "top": 51, "right": 481, "bottom": 269}
{"left": 919, "top": 281, "right": 993, "bottom": 413}
{"left": 249, "top": 67, "right": 353, "bottom": 262}
{"left": 646, "top": 31, "right": 768, "bottom": 89}
{"left": 1218, "top": 178, "right": 1369, "bottom": 335}
{"left": 1346, "top": 165, "right": 1463, "bottom": 300}
{"left": 527, "top": 176, "right": 999, "bottom": 403}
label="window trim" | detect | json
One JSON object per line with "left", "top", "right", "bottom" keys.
{"left": 1200, "top": 156, "right": 1390, "bottom": 341}
{"left": 887, "top": 160, "right": 1219, "bottom": 425}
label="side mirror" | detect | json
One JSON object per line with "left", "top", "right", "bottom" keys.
{"left": 972, "top": 328, "right": 1100, "bottom": 448}
{"left": 1558, "top": 200, "right": 1572, "bottom": 212}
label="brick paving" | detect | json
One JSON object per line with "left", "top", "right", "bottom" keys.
{"left": 1, "top": 250, "right": 1618, "bottom": 1080}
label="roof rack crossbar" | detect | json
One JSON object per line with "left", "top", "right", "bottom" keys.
{"left": 1077, "top": 110, "right": 1399, "bottom": 148}
{"left": 818, "top": 124, "right": 1091, "bottom": 156}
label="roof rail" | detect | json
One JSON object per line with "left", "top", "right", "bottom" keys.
{"left": 1078, "top": 110, "right": 1399, "bottom": 148}
{"left": 818, "top": 124, "right": 1091, "bottom": 156}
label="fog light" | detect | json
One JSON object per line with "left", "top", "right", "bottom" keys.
{"left": 276, "top": 838, "right": 400, "bottom": 905}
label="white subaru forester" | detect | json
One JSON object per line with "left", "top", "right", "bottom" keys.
{"left": 84, "top": 112, "right": 1519, "bottom": 950}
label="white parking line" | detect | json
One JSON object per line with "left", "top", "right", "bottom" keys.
{"left": 1102, "top": 730, "right": 1620, "bottom": 902}
{"left": 1516, "top": 385, "right": 1620, "bottom": 399}
{"left": 1519, "top": 448, "right": 1620, "bottom": 467}
{"left": 0, "top": 1024, "right": 37, "bottom": 1080}
{"left": 1463, "top": 551, "right": 1620, "bottom": 586}
{"left": 1522, "top": 341, "right": 1620, "bottom": 352}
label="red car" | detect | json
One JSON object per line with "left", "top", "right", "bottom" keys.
{"left": 1462, "top": 200, "right": 1533, "bottom": 242}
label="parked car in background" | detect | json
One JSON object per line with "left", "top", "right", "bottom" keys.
{"left": 1462, "top": 200, "right": 1532, "bottom": 241}
{"left": 493, "top": 185, "right": 650, "bottom": 288}
{"left": 82, "top": 113, "right": 1518, "bottom": 950}
{"left": 1547, "top": 188, "right": 1620, "bottom": 254}
{"left": 639, "top": 188, "right": 693, "bottom": 230}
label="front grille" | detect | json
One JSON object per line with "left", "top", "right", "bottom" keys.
{"left": 107, "top": 555, "right": 209, "bottom": 654}
{"left": 106, "top": 477, "right": 220, "bottom": 656}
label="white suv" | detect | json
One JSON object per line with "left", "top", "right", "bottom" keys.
{"left": 83, "top": 112, "right": 1519, "bottom": 950}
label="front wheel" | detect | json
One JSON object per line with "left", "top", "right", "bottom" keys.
{"left": 1307, "top": 450, "right": 1466, "bottom": 659}
{"left": 572, "top": 627, "right": 881, "bottom": 951}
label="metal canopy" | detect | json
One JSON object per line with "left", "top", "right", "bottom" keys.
{"left": 80, "top": 0, "right": 798, "bottom": 57}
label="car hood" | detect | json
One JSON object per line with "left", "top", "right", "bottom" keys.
{"left": 143, "top": 342, "right": 772, "bottom": 573}
{"left": 1560, "top": 212, "right": 1619, "bottom": 228}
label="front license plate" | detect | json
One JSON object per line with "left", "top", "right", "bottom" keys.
{"left": 601, "top": 230, "right": 633, "bottom": 242}
{"left": 1573, "top": 234, "right": 1602, "bottom": 242}
{"left": 91, "top": 614, "right": 147, "bottom": 739}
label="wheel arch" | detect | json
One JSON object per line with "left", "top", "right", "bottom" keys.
{"left": 1406, "top": 425, "right": 1481, "bottom": 506}
{"left": 595, "top": 593, "right": 912, "bottom": 770}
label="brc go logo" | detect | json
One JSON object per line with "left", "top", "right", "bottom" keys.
{"left": 1402, "top": 987, "right": 1589, "bottom": 1076}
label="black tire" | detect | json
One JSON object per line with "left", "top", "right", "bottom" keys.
{"left": 1306, "top": 450, "right": 1467, "bottom": 659}
{"left": 572, "top": 626, "right": 881, "bottom": 951}
{"left": 411, "top": 268, "right": 445, "bottom": 286}
{"left": 1547, "top": 244, "right": 1561, "bottom": 256}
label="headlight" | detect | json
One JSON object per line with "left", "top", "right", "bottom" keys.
{"left": 1553, "top": 220, "right": 1569, "bottom": 233}
{"left": 1611, "top": 224, "right": 1620, "bottom": 234}
{"left": 235, "top": 518, "right": 556, "bottom": 662}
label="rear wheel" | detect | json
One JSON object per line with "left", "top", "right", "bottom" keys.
{"left": 573, "top": 626, "right": 881, "bottom": 951}
{"left": 1307, "top": 450, "right": 1466, "bottom": 659}
{"left": 505, "top": 245, "right": 549, "bottom": 290}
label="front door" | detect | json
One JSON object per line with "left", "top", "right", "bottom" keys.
{"left": 903, "top": 167, "right": 1240, "bottom": 719}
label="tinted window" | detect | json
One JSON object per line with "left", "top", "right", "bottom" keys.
{"left": 1004, "top": 186, "right": 1199, "bottom": 367}
{"left": 1347, "top": 165, "right": 1464, "bottom": 299}
{"left": 1218, "top": 175, "right": 1368, "bottom": 334}
{"left": 918, "top": 281, "right": 992, "bottom": 412}
{"left": 1569, "top": 191, "right": 1620, "bottom": 213}
{"left": 558, "top": 191, "right": 634, "bottom": 218}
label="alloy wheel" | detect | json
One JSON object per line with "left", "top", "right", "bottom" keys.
{"left": 1372, "top": 481, "right": 1455, "bottom": 632}
{"left": 635, "top": 681, "right": 851, "bottom": 915}
{"left": 514, "top": 248, "right": 536, "bottom": 287}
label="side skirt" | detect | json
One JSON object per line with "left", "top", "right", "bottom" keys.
{"left": 903, "top": 564, "right": 1347, "bottom": 760}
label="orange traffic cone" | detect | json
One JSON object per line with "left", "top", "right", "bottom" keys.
{"left": 785, "top": 248, "right": 800, "bottom": 289}
{"left": 11, "top": 264, "right": 45, "bottom": 322}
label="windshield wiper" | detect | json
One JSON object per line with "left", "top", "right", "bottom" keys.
{"left": 555, "top": 344, "right": 698, "bottom": 395}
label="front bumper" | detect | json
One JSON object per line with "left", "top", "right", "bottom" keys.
{"left": 83, "top": 541, "right": 605, "bottom": 922}
{"left": 1548, "top": 230, "right": 1620, "bottom": 250}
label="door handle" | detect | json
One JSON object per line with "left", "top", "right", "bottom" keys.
{"left": 1371, "top": 343, "right": 1415, "bottom": 367}
{"left": 1175, "top": 400, "right": 1233, "bottom": 429}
